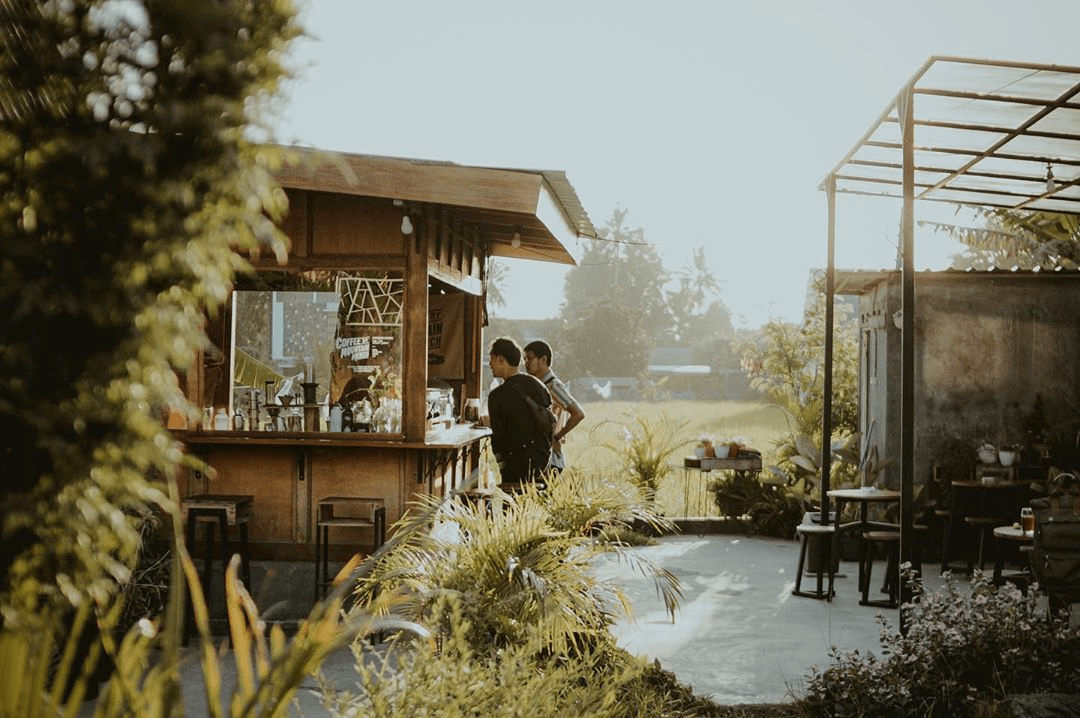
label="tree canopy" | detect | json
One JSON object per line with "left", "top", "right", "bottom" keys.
{"left": 555, "top": 209, "right": 732, "bottom": 381}
{"left": 926, "top": 208, "right": 1080, "bottom": 270}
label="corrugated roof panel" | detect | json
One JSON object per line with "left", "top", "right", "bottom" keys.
{"left": 823, "top": 57, "right": 1080, "bottom": 216}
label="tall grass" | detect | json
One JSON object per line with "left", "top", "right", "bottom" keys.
{"left": 565, "top": 400, "right": 790, "bottom": 517}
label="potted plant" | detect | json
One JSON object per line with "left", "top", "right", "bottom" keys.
{"left": 977, "top": 442, "right": 998, "bottom": 465}
{"left": 998, "top": 443, "right": 1022, "bottom": 467}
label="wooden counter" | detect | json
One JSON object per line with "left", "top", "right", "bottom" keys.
{"left": 174, "top": 425, "right": 491, "bottom": 560}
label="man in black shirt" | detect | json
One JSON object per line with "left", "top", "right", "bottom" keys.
{"left": 487, "top": 337, "right": 552, "bottom": 490}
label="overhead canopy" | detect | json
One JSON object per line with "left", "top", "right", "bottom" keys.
{"left": 273, "top": 146, "right": 598, "bottom": 265}
{"left": 824, "top": 57, "right": 1080, "bottom": 217}
{"left": 820, "top": 57, "right": 1080, "bottom": 619}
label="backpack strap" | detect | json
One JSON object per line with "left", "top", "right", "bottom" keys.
{"left": 504, "top": 379, "right": 552, "bottom": 450}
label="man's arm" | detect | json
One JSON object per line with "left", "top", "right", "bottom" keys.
{"left": 555, "top": 402, "right": 585, "bottom": 443}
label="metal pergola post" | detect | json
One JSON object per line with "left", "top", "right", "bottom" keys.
{"left": 820, "top": 176, "right": 836, "bottom": 524}
{"left": 898, "top": 84, "right": 916, "bottom": 628}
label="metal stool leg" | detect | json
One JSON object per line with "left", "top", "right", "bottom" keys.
{"left": 793, "top": 534, "right": 808, "bottom": 596}
{"left": 217, "top": 511, "right": 229, "bottom": 584}
{"left": 238, "top": 522, "right": 250, "bottom": 587}
{"left": 202, "top": 519, "right": 216, "bottom": 598}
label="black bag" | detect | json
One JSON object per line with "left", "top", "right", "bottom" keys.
{"left": 1031, "top": 473, "right": 1080, "bottom": 589}
{"left": 507, "top": 380, "right": 555, "bottom": 451}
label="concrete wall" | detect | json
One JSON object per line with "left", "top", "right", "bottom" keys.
{"left": 853, "top": 272, "right": 1080, "bottom": 492}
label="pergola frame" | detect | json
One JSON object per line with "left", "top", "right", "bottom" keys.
{"left": 819, "top": 57, "right": 1080, "bottom": 620}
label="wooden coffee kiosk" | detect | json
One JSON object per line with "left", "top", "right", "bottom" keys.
{"left": 172, "top": 147, "right": 595, "bottom": 561}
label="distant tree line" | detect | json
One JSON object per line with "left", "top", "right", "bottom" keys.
{"left": 491, "top": 208, "right": 737, "bottom": 385}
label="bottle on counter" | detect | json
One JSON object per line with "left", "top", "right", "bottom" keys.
{"left": 330, "top": 404, "right": 343, "bottom": 433}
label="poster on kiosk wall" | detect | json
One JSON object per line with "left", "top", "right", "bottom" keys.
{"left": 427, "top": 293, "right": 464, "bottom": 380}
{"left": 330, "top": 273, "right": 404, "bottom": 407}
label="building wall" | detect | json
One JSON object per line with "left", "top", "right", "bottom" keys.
{"left": 857, "top": 273, "right": 1080, "bottom": 492}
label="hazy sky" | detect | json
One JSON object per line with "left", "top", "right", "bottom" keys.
{"left": 274, "top": 0, "right": 1080, "bottom": 328}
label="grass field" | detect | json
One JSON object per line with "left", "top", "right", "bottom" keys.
{"left": 563, "top": 400, "right": 791, "bottom": 517}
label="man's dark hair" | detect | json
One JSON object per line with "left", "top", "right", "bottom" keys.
{"left": 490, "top": 336, "right": 521, "bottom": 366}
{"left": 524, "top": 339, "right": 552, "bottom": 365}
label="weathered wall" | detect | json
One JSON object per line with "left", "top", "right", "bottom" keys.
{"left": 855, "top": 272, "right": 1080, "bottom": 491}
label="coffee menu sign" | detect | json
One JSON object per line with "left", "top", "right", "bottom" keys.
{"left": 330, "top": 273, "right": 404, "bottom": 404}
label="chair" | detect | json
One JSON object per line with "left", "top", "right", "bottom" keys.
{"left": 314, "top": 496, "right": 386, "bottom": 600}
{"left": 941, "top": 481, "right": 1021, "bottom": 574}
{"left": 860, "top": 530, "right": 899, "bottom": 608}
{"left": 792, "top": 522, "right": 835, "bottom": 601}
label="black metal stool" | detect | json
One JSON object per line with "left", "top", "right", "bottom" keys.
{"left": 314, "top": 496, "right": 386, "bottom": 600}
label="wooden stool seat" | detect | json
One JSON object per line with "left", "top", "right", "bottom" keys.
{"left": 180, "top": 494, "right": 253, "bottom": 641}
{"left": 180, "top": 494, "right": 253, "bottom": 590}
{"left": 314, "top": 496, "right": 386, "bottom": 600}
{"left": 792, "top": 522, "right": 835, "bottom": 601}
{"left": 860, "top": 530, "right": 900, "bottom": 608}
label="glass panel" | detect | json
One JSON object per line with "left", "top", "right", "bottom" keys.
{"left": 230, "top": 270, "right": 404, "bottom": 433}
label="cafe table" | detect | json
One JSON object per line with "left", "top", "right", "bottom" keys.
{"left": 827, "top": 487, "right": 902, "bottom": 534}
{"left": 826, "top": 487, "right": 902, "bottom": 598}
{"left": 991, "top": 524, "right": 1033, "bottom": 587}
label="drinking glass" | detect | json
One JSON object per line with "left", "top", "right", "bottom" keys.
{"left": 1020, "top": 507, "right": 1035, "bottom": 535}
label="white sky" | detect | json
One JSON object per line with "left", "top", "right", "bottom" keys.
{"left": 273, "top": 0, "right": 1080, "bottom": 328}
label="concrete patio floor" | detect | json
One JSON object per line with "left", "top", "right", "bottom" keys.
{"left": 86, "top": 533, "right": 951, "bottom": 715}
{"left": 592, "top": 533, "right": 944, "bottom": 705}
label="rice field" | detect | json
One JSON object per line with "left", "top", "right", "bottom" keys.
{"left": 563, "top": 400, "right": 792, "bottom": 517}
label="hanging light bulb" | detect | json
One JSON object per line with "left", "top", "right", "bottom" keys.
{"left": 511, "top": 229, "right": 521, "bottom": 248}
{"left": 1046, "top": 161, "right": 1058, "bottom": 193}
{"left": 401, "top": 214, "right": 413, "bottom": 235}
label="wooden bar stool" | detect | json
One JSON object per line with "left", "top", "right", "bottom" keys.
{"left": 180, "top": 494, "right": 253, "bottom": 641}
{"left": 792, "top": 522, "right": 835, "bottom": 601}
{"left": 314, "top": 496, "right": 386, "bottom": 600}
{"left": 180, "top": 494, "right": 254, "bottom": 591}
{"left": 860, "top": 530, "right": 899, "bottom": 608}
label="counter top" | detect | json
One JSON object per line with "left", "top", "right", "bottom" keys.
{"left": 174, "top": 424, "right": 490, "bottom": 450}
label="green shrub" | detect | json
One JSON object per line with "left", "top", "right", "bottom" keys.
{"left": 590, "top": 411, "right": 689, "bottom": 501}
{"left": 341, "top": 596, "right": 735, "bottom": 718}
{"left": 351, "top": 480, "right": 682, "bottom": 657}
{"left": 707, "top": 473, "right": 805, "bottom": 538}
{"left": 798, "top": 570, "right": 1080, "bottom": 717}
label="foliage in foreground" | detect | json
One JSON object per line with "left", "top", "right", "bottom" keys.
{"left": 350, "top": 475, "right": 681, "bottom": 656}
{"left": 1, "top": 0, "right": 298, "bottom": 632}
{"left": 0, "top": 473, "right": 404, "bottom": 718}
{"left": 344, "top": 614, "right": 756, "bottom": 718}
{"left": 799, "top": 570, "right": 1080, "bottom": 718}
{"left": 334, "top": 475, "right": 760, "bottom": 718}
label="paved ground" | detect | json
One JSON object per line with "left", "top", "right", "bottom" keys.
{"left": 593, "top": 534, "right": 942, "bottom": 705}
{"left": 84, "top": 533, "right": 947, "bottom": 715}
